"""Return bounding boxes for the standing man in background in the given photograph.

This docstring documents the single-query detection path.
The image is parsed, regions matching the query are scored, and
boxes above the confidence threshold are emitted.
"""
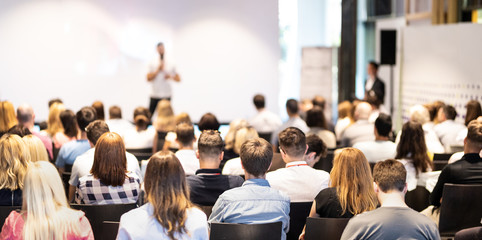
[147,42,181,115]
[365,61,385,105]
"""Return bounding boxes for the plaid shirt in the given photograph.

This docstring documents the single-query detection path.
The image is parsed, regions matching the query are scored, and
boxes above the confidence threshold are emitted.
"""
[76,172,140,205]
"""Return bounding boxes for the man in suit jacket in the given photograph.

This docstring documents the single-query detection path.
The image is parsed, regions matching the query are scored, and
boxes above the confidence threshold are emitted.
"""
[365,61,385,104]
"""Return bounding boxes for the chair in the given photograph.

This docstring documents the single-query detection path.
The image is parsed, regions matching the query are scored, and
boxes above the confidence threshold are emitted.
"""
[70,203,137,239]
[439,184,482,237]
[126,148,153,161]
[156,131,168,152]
[433,160,448,171]
[268,153,285,172]
[433,153,452,161]
[405,186,430,212]
[102,221,120,240]
[210,221,283,240]
[313,150,335,173]
[287,202,313,240]
[258,132,272,143]
[304,217,350,240]
[61,172,71,198]
[0,206,21,228]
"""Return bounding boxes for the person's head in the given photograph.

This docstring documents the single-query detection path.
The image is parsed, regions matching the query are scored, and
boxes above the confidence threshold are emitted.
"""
[354,102,372,121]
[76,107,97,132]
[338,101,354,120]
[134,106,151,122]
[253,94,265,110]
[133,107,150,130]
[197,130,224,162]
[109,106,122,119]
[374,113,392,138]
[91,132,127,186]
[46,102,65,136]
[240,138,273,178]
[144,151,191,239]
[286,99,299,117]
[16,104,35,127]
[304,134,327,167]
[59,109,78,138]
[48,98,63,108]
[312,95,326,110]
[306,106,328,129]
[22,135,49,162]
[234,127,259,155]
[465,100,481,126]
[465,119,482,153]
[409,105,430,125]
[395,121,432,174]
[7,125,32,137]
[198,113,220,131]
[224,119,248,150]
[373,159,407,195]
[367,61,379,77]
[0,101,18,133]
[175,112,192,125]
[155,100,175,132]
[176,123,195,147]
[438,105,457,122]
[85,120,110,146]
[278,127,307,161]
[156,42,165,55]
[91,101,105,120]
[426,100,445,123]
[0,134,30,190]
[330,148,378,215]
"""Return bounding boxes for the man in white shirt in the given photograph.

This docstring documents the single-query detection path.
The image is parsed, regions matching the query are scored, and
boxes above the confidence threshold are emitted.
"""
[105,106,134,138]
[249,94,282,134]
[68,120,142,202]
[267,127,330,202]
[174,123,200,175]
[271,99,309,147]
[433,105,466,152]
[340,102,375,147]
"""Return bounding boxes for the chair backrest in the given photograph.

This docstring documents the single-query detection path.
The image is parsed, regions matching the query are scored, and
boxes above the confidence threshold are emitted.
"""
[258,132,272,143]
[126,148,153,161]
[405,186,430,212]
[268,153,285,172]
[102,221,120,240]
[305,217,350,240]
[210,221,283,240]
[287,202,313,240]
[433,160,448,171]
[61,172,71,199]
[70,203,137,239]
[0,206,21,228]
[439,184,482,236]
[313,151,335,173]
[433,153,452,161]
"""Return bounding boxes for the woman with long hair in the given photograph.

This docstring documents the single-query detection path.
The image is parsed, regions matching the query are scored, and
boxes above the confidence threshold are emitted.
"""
[465,100,481,126]
[0,161,94,239]
[306,106,336,149]
[76,132,140,204]
[395,121,432,191]
[53,109,79,149]
[0,134,30,206]
[0,101,18,137]
[43,102,65,138]
[22,135,49,162]
[117,151,208,240]
[124,107,156,149]
[152,100,176,152]
[335,101,354,141]
[162,112,193,151]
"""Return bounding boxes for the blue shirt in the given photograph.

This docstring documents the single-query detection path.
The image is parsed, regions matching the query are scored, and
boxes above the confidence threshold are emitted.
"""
[55,139,90,168]
[208,179,290,240]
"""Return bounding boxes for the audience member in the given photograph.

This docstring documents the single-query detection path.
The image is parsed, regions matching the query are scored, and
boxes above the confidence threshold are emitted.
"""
[222,119,248,166]
[340,102,375,147]
[37,98,63,130]
[304,134,327,168]
[163,112,193,151]
[433,105,466,152]
[91,101,105,120]
[464,100,481,126]
[22,135,49,162]
[267,127,330,202]
[353,113,396,163]
[42,102,65,139]
[174,123,199,175]
[153,100,176,152]
[271,99,309,147]
[335,100,354,140]
[312,95,336,133]
[249,94,282,134]
[222,127,259,175]
[56,109,79,148]
[198,112,220,132]
[118,151,208,239]
[124,107,156,149]
[426,100,445,126]
[105,105,133,138]
[0,101,18,138]
[76,132,140,205]
[16,104,54,160]
[7,125,31,137]
[340,159,440,240]
[306,106,336,148]
[0,161,94,239]
[209,138,290,240]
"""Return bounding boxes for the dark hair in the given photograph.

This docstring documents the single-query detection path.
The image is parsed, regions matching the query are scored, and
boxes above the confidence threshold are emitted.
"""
[465,100,481,126]
[157,42,164,47]
[91,132,127,186]
[198,130,223,158]
[373,159,406,192]
[133,107,151,123]
[306,106,327,129]
[369,61,379,71]
[375,113,392,137]
[60,110,78,138]
[240,138,273,177]
[443,105,457,120]
[279,127,306,158]
[253,94,265,109]
[426,101,445,122]
[109,106,122,119]
[176,123,195,147]
[133,107,150,130]
[7,125,32,137]
[286,99,299,115]
[92,101,105,120]
[86,120,110,145]
[198,113,220,131]
[76,107,97,131]
[312,96,326,109]
[48,98,62,108]
[306,134,327,158]
[395,121,432,174]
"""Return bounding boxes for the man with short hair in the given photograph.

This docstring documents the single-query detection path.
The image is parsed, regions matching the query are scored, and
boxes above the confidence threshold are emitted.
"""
[16,104,53,160]
[271,99,309,147]
[187,130,244,206]
[364,61,385,104]
[209,138,290,240]
[341,159,440,240]
[105,105,133,138]
[353,113,397,163]
[304,134,327,168]
[175,123,200,175]
[433,105,466,152]
[249,94,282,134]
[267,127,329,202]
[340,101,375,147]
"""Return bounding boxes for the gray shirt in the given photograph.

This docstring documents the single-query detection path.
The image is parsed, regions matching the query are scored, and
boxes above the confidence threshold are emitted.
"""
[341,207,440,240]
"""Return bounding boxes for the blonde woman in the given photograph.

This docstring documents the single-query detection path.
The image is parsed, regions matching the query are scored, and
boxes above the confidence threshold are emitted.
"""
[0,134,30,206]
[222,127,259,175]
[22,135,49,162]
[117,151,208,240]
[0,101,18,137]
[152,100,176,152]
[0,161,94,239]
[43,102,65,138]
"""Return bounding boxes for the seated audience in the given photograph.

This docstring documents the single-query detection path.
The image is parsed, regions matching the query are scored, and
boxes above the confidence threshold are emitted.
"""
[222,119,248,166]
[425,100,445,127]
[117,151,209,240]
[7,125,31,137]
[306,106,336,148]
[340,102,375,147]
[152,100,176,152]
[335,101,354,140]
[0,134,29,206]
[340,159,440,240]
[187,130,244,206]
[91,101,105,120]
[163,112,193,151]
[0,161,94,239]
[454,100,482,147]
[22,134,49,162]
[222,127,259,175]
[123,107,156,149]
[16,104,54,160]
[312,95,336,133]
[271,99,309,147]
[267,127,330,202]
[105,105,134,138]
[43,102,66,145]
[208,138,290,240]
[304,134,328,168]
[0,101,18,138]
[433,105,466,152]
[75,132,140,204]
[249,94,282,134]
[198,112,220,132]
[353,113,396,163]
[56,109,79,148]
[174,123,199,175]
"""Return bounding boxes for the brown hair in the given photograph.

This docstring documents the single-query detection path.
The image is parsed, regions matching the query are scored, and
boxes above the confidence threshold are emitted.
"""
[279,127,306,158]
[0,101,18,133]
[373,159,407,192]
[109,106,122,119]
[465,100,481,126]
[198,113,220,131]
[85,120,110,145]
[154,100,176,132]
[330,148,378,215]
[197,130,223,158]
[240,138,273,177]
[176,123,195,146]
[91,132,127,186]
[466,119,482,150]
[144,151,191,239]
[175,112,192,125]
[59,110,78,138]
[306,106,328,129]
[395,121,432,174]
[338,101,353,122]
[92,101,105,120]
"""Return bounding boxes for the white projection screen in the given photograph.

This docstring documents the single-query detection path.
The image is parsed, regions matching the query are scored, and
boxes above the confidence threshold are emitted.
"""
[0,0,279,123]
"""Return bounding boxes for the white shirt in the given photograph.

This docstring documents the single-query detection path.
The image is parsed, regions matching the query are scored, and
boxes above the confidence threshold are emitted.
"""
[69,148,142,187]
[249,109,282,133]
[222,157,244,176]
[433,120,466,153]
[397,158,432,191]
[335,117,352,141]
[266,161,330,202]
[307,127,337,149]
[105,119,134,139]
[395,125,445,154]
[365,77,375,92]
[118,204,209,240]
[148,57,172,98]
[123,128,156,149]
[175,149,200,176]
[353,140,397,163]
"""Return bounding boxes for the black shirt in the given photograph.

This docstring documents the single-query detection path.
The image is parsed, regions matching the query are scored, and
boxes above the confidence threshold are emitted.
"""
[187,169,244,206]
[315,187,354,218]
[0,188,22,206]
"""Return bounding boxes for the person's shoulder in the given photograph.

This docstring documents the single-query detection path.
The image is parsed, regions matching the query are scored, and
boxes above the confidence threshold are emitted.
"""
[188,207,208,219]
[266,167,288,178]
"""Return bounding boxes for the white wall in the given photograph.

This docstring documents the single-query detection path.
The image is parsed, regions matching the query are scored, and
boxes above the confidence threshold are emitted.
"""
[0,0,279,123]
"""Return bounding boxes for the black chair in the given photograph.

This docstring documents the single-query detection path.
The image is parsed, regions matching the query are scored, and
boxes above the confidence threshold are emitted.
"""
[439,184,482,237]
[61,172,71,198]
[268,153,285,172]
[287,202,313,240]
[304,217,350,240]
[433,153,452,161]
[126,148,153,161]
[405,186,430,212]
[64,164,73,173]
[313,150,335,173]
[210,221,282,240]
[102,221,120,240]
[0,206,21,228]
[258,132,272,143]
[433,160,448,171]
[71,203,137,239]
